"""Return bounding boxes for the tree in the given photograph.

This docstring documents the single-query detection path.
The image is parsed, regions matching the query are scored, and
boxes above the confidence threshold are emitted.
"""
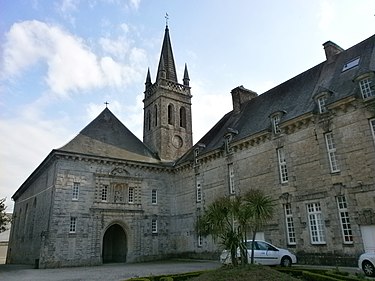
[242,189,275,264]
[197,196,242,266]
[196,190,275,266]
[0,198,10,233]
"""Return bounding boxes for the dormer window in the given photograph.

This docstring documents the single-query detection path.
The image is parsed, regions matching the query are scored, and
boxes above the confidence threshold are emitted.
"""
[224,128,238,154]
[342,57,360,72]
[194,143,206,165]
[194,148,199,165]
[313,90,331,114]
[359,77,374,99]
[224,134,232,153]
[271,115,281,134]
[317,95,328,113]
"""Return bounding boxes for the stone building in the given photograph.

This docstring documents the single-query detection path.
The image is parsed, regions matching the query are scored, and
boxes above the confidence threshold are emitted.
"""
[7,26,375,268]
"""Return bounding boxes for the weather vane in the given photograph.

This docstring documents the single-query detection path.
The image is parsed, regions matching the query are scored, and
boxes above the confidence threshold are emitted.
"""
[104,101,109,108]
[165,13,169,26]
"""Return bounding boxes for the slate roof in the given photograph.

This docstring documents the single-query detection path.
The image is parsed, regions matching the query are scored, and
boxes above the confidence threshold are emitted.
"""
[58,108,160,163]
[156,25,178,82]
[177,34,375,165]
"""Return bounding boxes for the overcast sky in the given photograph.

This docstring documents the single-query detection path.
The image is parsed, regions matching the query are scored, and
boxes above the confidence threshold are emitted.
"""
[1,0,374,211]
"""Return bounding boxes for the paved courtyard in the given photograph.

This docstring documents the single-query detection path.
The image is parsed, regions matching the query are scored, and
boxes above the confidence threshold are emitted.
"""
[0,259,221,281]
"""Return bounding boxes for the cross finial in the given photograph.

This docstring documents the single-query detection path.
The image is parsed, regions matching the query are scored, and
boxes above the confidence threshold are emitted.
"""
[104,101,109,108]
[165,13,169,27]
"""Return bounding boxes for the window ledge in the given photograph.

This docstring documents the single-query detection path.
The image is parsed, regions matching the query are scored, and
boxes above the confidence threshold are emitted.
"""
[311,242,327,246]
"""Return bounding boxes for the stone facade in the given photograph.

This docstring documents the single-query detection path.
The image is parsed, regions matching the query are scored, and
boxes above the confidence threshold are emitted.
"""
[7,27,375,268]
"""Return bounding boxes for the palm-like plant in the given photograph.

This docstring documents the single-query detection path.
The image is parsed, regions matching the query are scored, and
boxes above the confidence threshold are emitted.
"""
[243,189,275,264]
[197,190,275,266]
[197,196,242,266]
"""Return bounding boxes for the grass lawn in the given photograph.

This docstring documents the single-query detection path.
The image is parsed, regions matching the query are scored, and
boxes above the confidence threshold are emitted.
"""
[189,265,302,281]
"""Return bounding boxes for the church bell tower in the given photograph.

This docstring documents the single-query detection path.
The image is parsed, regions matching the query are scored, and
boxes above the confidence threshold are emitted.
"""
[143,24,193,161]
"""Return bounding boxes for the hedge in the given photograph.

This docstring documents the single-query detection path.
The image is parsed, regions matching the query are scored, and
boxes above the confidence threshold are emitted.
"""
[125,270,206,281]
[302,271,349,281]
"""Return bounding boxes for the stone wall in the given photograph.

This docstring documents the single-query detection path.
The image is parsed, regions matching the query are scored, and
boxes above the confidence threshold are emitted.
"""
[7,161,56,266]
[175,98,375,265]
[37,156,176,268]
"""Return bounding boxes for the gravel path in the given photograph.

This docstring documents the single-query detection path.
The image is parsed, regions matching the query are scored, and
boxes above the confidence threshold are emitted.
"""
[0,260,221,281]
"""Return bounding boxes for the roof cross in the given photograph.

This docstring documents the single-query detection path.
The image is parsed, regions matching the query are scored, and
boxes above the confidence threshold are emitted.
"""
[104,101,109,108]
[165,13,169,27]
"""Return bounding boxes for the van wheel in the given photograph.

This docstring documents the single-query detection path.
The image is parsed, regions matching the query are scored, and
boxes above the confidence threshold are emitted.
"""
[281,256,292,267]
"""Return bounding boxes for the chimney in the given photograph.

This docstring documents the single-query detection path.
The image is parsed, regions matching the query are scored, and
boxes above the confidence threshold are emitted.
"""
[323,41,344,62]
[231,85,258,114]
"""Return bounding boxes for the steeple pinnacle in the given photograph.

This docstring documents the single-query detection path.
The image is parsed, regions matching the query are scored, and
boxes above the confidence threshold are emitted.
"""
[145,68,152,89]
[156,25,178,83]
[183,63,190,87]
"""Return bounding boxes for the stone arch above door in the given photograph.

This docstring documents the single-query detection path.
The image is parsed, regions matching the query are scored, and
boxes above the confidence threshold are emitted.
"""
[102,223,127,263]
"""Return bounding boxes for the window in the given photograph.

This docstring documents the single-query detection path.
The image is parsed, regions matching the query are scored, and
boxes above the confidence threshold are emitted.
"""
[168,104,174,125]
[196,179,202,202]
[317,96,328,113]
[228,164,235,194]
[325,132,340,172]
[72,182,79,200]
[272,115,281,134]
[70,217,77,233]
[128,187,134,203]
[152,219,158,233]
[147,110,151,130]
[370,119,375,144]
[180,107,186,128]
[359,78,374,99]
[151,189,157,204]
[224,135,232,154]
[101,185,108,201]
[337,196,353,244]
[284,204,296,245]
[277,148,288,183]
[342,57,360,72]
[198,234,203,247]
[154,105,158,127]
[194,148,199,165]
[307,202,326,244]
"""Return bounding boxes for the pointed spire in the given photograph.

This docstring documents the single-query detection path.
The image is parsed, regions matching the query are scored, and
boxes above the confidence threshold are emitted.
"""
[156,25,178,83]
[183,63,190,87]
[158,54,166,80]
[145,68,152,89]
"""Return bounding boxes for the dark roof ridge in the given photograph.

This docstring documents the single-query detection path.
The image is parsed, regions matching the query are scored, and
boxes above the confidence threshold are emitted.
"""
[59,107,159,160]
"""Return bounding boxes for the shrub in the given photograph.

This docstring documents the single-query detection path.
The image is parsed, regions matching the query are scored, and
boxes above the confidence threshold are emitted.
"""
[302,271,345,281]
[166,272,204,281]
[325,271,362,281]
[159,277,173,281]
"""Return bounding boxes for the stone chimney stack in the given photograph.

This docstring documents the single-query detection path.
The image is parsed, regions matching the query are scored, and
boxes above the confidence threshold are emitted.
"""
[231,85,258,114]
[323,41,344,62]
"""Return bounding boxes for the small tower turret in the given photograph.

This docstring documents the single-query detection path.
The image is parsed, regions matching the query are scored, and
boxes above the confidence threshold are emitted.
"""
[183,63,190,87]
[145,68,152,90]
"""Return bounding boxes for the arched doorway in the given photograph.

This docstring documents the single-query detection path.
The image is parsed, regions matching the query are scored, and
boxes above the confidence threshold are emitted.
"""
[102,224,127,263]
